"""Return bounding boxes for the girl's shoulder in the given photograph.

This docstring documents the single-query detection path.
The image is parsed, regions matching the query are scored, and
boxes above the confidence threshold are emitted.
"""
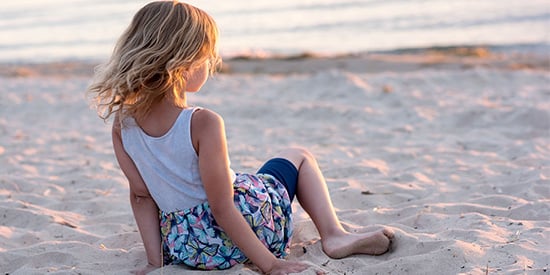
[190,107,227,153]
[191,107,225,128]
[191,107,226,138]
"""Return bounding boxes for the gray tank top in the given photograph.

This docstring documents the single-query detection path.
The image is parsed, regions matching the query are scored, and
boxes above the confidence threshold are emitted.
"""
[121,107,234,212]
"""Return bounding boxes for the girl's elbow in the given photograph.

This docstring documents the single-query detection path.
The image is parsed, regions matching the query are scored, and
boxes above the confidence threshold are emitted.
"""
[130,187,152,202]
[209,204,224,217]
[209,201,235,218]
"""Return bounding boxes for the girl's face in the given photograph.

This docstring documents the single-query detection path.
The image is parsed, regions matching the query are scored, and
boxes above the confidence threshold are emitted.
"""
[186,61,209,92]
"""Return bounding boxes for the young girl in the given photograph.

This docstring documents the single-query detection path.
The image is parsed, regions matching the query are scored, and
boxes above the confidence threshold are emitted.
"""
[88,1,394,274]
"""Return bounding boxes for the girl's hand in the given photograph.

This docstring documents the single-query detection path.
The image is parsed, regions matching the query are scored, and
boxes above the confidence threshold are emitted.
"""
[130,263,158,275]
[265,259,309,275]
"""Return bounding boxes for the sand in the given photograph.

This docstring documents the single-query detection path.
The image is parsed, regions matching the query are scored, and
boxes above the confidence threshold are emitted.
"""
[1,48,549,274]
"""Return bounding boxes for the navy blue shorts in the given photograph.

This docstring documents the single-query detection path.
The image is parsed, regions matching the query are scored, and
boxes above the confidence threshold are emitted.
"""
[257,158,298,202]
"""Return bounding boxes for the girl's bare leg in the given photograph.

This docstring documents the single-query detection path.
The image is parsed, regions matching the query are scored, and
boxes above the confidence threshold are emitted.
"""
[275,147,394,258]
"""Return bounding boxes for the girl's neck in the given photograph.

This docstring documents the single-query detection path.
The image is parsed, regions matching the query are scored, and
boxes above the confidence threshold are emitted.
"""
[137,96,187,138]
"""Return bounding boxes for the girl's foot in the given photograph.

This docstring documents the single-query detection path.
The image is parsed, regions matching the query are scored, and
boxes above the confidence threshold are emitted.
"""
[322,228,394,259]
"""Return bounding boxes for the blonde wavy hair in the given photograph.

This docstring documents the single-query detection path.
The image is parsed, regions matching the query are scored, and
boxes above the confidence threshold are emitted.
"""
[88,1,220,122]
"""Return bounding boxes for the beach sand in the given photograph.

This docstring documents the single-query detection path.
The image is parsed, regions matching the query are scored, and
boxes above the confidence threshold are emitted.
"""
[1,48,549,274]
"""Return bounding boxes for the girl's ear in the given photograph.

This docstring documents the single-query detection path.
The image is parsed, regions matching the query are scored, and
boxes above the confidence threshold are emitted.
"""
[181,68,192,82]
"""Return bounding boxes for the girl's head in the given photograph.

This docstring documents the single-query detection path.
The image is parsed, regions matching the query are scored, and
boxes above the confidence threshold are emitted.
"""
[88,1,220,121]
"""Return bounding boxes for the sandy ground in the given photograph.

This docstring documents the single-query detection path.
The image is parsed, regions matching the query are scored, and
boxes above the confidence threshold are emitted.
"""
[0,48,549,274]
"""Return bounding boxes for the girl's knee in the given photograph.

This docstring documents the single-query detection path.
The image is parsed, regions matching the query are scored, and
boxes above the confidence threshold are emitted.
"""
[299,147,316,162]
[278,147,315,168]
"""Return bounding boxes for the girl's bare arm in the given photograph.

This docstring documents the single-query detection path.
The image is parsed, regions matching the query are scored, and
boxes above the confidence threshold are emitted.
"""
[112,120,162,268]
[193,109,308,274]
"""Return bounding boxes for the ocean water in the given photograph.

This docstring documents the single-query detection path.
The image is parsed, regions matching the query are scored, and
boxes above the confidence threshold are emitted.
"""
[0,0,548,63]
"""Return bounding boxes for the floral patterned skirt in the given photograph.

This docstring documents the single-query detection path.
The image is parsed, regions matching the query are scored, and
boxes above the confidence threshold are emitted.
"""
[159,173,293,270]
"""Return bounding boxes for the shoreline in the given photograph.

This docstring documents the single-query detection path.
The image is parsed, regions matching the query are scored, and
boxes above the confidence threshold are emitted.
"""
[1,45,548,78]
